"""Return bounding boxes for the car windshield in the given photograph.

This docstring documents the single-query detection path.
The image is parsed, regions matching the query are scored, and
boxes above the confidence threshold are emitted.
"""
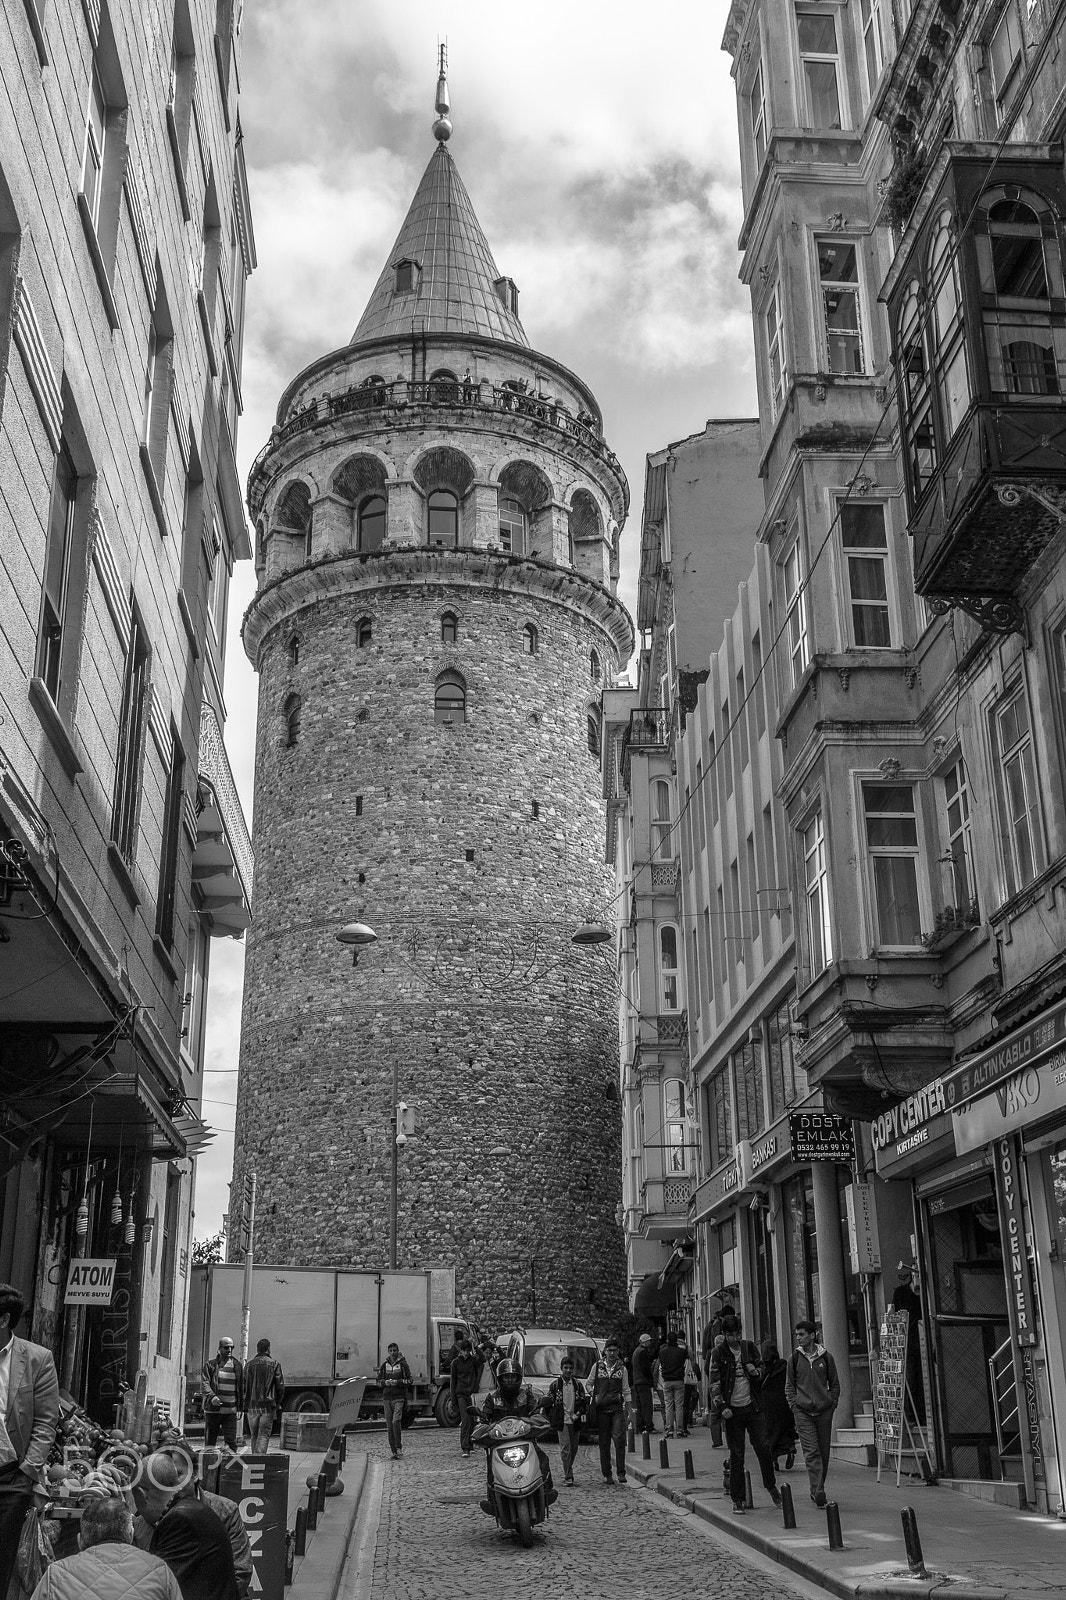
[523,1344,597,1379]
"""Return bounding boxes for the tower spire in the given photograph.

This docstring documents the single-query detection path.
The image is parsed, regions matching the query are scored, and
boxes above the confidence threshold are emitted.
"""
[432,43,452,143]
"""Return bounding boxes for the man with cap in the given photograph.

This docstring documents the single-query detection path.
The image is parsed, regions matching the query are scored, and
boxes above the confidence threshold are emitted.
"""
[201,1336,244,1452]
[243,1338,285,1453]
[785,1318,840,1507]
[630,1332,657,1435]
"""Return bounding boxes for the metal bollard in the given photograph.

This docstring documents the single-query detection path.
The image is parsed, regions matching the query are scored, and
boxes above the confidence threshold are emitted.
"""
[284,1529,295,1585]
[659,1437,670,1469]
[683,1449,695,1481]
[744,1469,753,1510]
[826,1501,843,1550]
[627,1424,635,1453]
[901,1507,929,1578]
[339,1432,347,1463]
[306,1486,318,1533]
[642,1432,651,1460]
[317,1472,327,1512]
[294,1507,307,1557]
[780,1482,796,1528]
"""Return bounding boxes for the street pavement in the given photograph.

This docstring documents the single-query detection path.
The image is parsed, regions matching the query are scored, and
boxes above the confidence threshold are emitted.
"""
[335,1425,825,1600]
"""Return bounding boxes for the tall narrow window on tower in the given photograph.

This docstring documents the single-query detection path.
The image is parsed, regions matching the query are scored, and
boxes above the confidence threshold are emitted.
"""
[435,672,466,724]
[499,496,525,553]
[587,710,601,758]
[441,611,458,644]
[428,489,458,548]
[523,623,538,654]
[356,617,372,647]
[358,494,386,551]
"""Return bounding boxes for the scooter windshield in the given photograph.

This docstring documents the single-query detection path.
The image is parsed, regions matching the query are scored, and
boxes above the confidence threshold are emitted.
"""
[487,1416,535,1443]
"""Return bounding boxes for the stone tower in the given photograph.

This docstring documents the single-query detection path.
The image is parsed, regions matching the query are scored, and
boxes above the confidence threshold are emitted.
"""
[232,67,633,1329]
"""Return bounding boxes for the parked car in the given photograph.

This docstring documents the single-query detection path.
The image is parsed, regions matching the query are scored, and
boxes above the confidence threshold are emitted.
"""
[503,1327,599,1397]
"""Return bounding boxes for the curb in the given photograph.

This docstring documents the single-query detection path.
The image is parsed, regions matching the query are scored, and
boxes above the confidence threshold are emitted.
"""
[628,1463,1006,1600]
[289,1452,369,1600]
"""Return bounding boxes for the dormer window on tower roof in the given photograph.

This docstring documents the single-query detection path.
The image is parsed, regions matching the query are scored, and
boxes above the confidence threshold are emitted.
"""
[494,276,519,315]
[395,259,421,295]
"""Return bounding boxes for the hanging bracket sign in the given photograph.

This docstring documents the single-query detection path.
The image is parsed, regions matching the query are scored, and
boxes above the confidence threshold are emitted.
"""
[789,1111,854,1163]
[65,1259,117,1305]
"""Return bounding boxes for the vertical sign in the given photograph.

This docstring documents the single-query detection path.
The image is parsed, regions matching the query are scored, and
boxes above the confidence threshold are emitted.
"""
[845,1182,881,1273]
[220,1453,289,1600]
[992,1135,1038,1346]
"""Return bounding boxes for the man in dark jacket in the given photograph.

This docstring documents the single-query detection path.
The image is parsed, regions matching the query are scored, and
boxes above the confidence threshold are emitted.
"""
[201,1337,244,1452]
[478,1358,556,1512]
[630,1333,656,1434]
[449,1334,482,1456]
[139,1453,239,1600]
[541,1356,589,1486]
[709,1314,781,1514]
[243,1338,285,1453]
[656,1331,687,1437]
[132,1441,253,1600]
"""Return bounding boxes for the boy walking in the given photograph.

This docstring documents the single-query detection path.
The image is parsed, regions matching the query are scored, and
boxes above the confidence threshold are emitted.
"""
[542,1357,588,1485]
[785,1318,840,1507]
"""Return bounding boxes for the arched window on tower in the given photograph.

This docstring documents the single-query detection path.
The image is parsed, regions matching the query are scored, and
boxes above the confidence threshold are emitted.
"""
[435,671,466,724]
[587,709,601,758]
[356,617,372,647]
[441,611,458,645]
[288,636,299,668]
[428,490,459,549]
[499,496,526,555]
[523,623,538,655]
[358,495,386,552]
[283,693,301,747]
[428,368,459,404]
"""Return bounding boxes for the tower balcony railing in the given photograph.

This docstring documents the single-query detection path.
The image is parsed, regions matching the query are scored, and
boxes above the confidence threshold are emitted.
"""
[250,377,622,489]
[619,706,670,791]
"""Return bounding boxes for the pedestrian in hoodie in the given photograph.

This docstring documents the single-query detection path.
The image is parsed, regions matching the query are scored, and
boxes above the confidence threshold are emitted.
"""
[784,1318,840,1506]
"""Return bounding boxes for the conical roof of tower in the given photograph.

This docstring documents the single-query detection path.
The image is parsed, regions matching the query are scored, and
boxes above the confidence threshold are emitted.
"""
[351,144,529,348]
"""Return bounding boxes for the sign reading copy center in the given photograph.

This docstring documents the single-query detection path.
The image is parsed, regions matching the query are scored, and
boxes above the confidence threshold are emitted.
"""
[992,1134,1038,1347]
[789,1111,854,1163]
[872,1078,954,1179]
[219,1453,289,1600]
[65,1259,117,1305]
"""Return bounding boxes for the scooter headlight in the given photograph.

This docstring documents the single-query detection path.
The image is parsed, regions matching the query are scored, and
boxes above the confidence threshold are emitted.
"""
[499,1444,530,1468]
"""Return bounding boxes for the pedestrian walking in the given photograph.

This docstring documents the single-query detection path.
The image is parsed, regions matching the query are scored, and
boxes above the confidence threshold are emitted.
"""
[587,1337,631,1484]
[449,1333,481,1456]
[656,1331,687,1437]
[785,1318,841,1508]
[630,1332,656,1434]
[542,1356,589,1486]
[243,1338,285,1453]
[30,1497,181,1600]
[709,1314,780,1514]
[200,1336,244,1452]
[138,1453,239,1600]
[682,1345,701,1434]
[378,1341,412,1459]
[0,1281,60,1600]
[759,1341,797,1471]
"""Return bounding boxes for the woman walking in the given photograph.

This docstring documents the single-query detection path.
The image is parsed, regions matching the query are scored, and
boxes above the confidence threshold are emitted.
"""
[378,1341,412,1459]
[759,1341,797,1471]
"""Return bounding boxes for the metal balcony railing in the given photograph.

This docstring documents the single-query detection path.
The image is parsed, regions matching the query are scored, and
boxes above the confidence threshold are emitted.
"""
[620,706,670,791]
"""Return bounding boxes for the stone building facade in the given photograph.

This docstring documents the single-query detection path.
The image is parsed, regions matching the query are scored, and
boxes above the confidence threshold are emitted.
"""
[232,97,633,1329]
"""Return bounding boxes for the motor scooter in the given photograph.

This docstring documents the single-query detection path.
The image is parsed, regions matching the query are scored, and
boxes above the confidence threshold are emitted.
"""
[471,1413,553,1546]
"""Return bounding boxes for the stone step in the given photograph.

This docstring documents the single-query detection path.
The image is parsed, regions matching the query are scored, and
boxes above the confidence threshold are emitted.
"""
[941,1477,1026,1509]
[834,1424,874,1446]
[831,1439,878,1467]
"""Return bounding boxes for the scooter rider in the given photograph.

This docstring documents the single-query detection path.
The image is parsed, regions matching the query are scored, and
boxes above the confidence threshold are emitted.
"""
[478,1358,558,1513]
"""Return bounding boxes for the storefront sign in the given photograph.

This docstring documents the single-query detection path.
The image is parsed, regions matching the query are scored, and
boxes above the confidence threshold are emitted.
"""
[845,1182,881,1273]
[219,1453,289,1600]
[1021,1344,1044,1484]
[953,1044,1066,1154]
[872,1080,947,1151]
[992,1135,1038,1346]
[65,1259,117,1305]
[789,1111,853,1163]
[943,1001,1066,1113]
[691,1158,740,1220]
[751,1132,777,1173]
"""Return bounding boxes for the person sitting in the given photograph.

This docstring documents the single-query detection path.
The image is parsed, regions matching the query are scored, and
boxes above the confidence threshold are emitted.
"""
[136,1453,239,1600]
[31,1497,180,1600]
[478,1358,556,1513]
[132,1441,253,1600]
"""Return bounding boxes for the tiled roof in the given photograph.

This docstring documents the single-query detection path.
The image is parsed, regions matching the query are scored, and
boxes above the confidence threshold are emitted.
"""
[351,144,529,348]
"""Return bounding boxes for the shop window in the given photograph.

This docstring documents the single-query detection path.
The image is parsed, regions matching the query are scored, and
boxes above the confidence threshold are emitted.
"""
[991,680,1043,896]
[358,495,386,552]
[428,489,458,548]
[796,7,843,129]
[652,778,673,860]
[862,782,923,947]
[718,1214,739,1299]
[817,238,865,374]
[801,808,832,977]
[663,1079,690,1174]
[837,1169,870,1353]
[840,502,892,647]
[435,671,466,724]
[783,1171,819,1324]
[658,924,681,1012]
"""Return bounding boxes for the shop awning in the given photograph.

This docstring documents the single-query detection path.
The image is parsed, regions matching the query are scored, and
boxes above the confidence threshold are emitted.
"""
[194,707,253,938]
[633,1275,677,1314]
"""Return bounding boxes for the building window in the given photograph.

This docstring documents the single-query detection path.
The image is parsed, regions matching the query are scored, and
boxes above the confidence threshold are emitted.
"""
[142,282,174,494]
[734,1035,766,1139]
[435,672,466,724]
[155,728,185,949]
[658,924,681,1011]
[167,0,196,187]
[863,782,923,947]
[708,1067,733,1170]
[112,608,150,864]
[988,2,1023,116]
[395,259,418,294]
[358,495,386,552]
[37,438,80,706]
[749,61,767,165]
[992,681,1043,895]
[928,213,971,440]
[817,239,864,374]
[283,692,300,747]
[765,276,787,415]
[942,757,978,918]
[796,7,842,129]
[784,1172,819,1323]
[977,196,1064,398]
[155,1168,182,1356]
[499,496,525,554]
[356,617,372,647]
[859,0,886,96]
[590,648,601,683]
[664,1079,690,1174]
[441,611,458,645]
[428,489,458,548]
[768,1001,806,1119]
[897,282,938,499]
[801,809,832,976]
[288,636,299,667]
[206,511,229,654]
[782,537,810,688]
[522,622,538,654]
[652,778,673,860]
[587,711,601,758]
[840,502,892,647]
[717,1215,739,1297]
[82,63,107,228]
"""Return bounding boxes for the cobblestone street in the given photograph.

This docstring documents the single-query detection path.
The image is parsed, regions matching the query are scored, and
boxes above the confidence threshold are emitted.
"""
[344,1428,818,1600]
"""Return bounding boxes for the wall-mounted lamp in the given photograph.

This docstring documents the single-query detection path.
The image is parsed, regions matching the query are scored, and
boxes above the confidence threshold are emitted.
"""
[336,921,377,966]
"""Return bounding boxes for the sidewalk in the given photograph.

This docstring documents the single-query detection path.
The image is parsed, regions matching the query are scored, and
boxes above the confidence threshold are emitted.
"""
[279,1442,369,1600]
[626,1422,1066,1600]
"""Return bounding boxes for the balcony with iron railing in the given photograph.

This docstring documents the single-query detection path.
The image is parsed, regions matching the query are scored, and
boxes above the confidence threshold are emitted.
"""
[619,705,670,791]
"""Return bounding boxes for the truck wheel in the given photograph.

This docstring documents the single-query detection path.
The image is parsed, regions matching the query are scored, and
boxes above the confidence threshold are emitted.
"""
[516,1499,533,1547]
[433,1389,459,1428]
[284,1391,326,1415]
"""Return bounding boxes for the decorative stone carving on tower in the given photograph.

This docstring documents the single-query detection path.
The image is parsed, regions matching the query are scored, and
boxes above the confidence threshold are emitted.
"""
[232,62,633,1328]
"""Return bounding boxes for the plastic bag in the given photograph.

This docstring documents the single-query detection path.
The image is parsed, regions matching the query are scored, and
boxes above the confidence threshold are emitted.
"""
[16,1505,54,1591]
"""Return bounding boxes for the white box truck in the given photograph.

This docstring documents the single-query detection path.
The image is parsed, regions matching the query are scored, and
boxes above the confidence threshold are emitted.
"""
[185,1264,474,1426]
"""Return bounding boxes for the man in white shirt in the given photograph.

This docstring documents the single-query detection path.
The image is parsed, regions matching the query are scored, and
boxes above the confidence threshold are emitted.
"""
[0,1282,60,1598]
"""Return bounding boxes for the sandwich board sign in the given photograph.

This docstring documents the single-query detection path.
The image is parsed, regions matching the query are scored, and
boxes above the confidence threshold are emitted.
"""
[66,1259,117,1305]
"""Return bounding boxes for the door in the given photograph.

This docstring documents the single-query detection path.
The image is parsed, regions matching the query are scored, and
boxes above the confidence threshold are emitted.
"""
[922,1175,1009,1479]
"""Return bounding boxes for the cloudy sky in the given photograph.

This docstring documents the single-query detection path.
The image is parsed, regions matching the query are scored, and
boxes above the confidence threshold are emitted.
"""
[194,0,758,1242]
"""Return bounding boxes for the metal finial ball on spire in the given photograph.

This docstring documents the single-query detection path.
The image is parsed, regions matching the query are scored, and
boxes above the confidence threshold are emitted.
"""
[434,42,451,141]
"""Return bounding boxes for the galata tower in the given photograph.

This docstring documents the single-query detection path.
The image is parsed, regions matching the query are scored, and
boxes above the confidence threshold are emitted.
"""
[232,60,633,1330]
